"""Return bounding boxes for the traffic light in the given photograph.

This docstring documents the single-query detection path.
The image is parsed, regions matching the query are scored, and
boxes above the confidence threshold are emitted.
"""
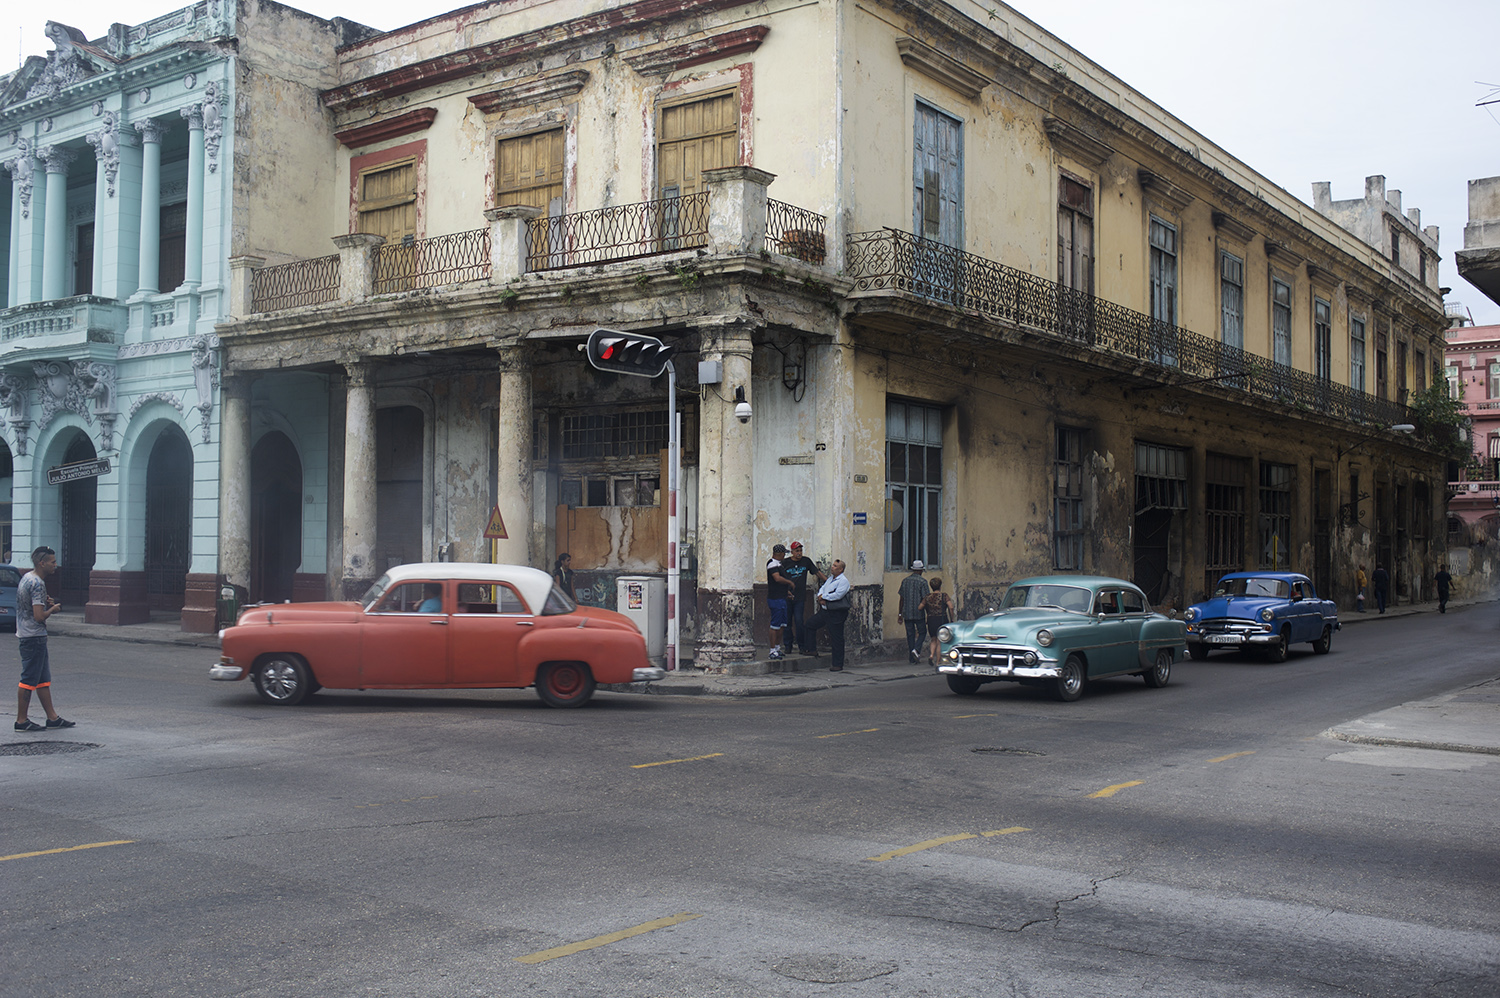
[584,328,675,378]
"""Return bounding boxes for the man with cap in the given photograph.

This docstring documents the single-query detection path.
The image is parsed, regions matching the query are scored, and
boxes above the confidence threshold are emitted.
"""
[766,544,793,660]
[781,541,826,656]
[896,559,929,664]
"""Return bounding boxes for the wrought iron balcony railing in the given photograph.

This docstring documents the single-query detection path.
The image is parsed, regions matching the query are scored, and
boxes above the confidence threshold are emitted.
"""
[846,228,1409,426]
[526,192,710,271]
[251,254,341,313]
[373,227,491,295]
[766,198,827,263]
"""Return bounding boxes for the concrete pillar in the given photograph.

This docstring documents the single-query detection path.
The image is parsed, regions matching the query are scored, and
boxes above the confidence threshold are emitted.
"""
[180,105,205,287]
[219,373,252,591]
[495,346,533,566]
[693,317,759,667]
[485,205,542,282]
[332,232,384,302]
[99,123,141,300]
[88,140,107,295]
[227,255,265,318]
[135,119,164,295]
[703,166,774,257]
[39,145,75,301]
[342,362,378,598]
[12,144,42,305]
[3,155,26,307]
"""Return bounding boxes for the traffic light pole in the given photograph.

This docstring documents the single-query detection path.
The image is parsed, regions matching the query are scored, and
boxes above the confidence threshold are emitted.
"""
[666,361,680,671]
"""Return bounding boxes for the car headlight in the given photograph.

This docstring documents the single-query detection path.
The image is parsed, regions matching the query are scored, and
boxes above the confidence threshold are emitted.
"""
[1036,629,1054,647]
[1259,608,1274,622]
[1185,607,1199,621]
[937,625,953,643]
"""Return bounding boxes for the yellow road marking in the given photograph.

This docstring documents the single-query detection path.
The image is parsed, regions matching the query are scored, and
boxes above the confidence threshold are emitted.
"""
[1208,750,1256,763]
[1087,781,1144,798]
[866,833,977,862]
[631,753,724,769]
[515,912,703,964]
[981,826,1030,837]
[1,840,134,862]
[954,713,997,719]
[816,727,880,739]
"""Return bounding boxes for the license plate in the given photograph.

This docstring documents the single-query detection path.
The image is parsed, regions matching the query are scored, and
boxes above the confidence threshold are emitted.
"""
[971,663,1004,676]
[1206,634,1241,645]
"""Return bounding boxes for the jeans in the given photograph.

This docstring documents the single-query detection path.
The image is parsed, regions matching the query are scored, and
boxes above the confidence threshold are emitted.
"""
[1375,588,1388,613]
[903,617,928,659]
[805,607,849,669]
[788,594,811,652]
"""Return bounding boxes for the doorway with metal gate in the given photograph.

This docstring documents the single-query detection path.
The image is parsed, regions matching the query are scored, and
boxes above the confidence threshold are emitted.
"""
[145,427,193,611]
[57,434,98,606]
[250,431,302,603]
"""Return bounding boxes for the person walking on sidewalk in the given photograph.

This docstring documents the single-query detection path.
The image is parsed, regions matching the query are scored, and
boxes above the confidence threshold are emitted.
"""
[895,560,928,664]
[781,541,825,656]
[1372,564,1390,614]
[14,546,74,732]
[1355,564,1368,612]
[765,544,793,660]
[804,560,851,671]
[1435,563,1453,614]
[917,577,954,668]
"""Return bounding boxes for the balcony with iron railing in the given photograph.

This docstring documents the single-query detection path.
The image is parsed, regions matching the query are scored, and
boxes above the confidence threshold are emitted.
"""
[844,227,1411,428]
[236,169,827,316]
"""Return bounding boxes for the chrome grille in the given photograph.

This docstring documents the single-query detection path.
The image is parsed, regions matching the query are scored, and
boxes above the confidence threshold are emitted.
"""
[1197,619,1261,634]
[955,645,1032,667]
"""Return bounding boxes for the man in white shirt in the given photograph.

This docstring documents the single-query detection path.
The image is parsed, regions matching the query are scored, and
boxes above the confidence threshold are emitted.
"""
[804,559,852,672]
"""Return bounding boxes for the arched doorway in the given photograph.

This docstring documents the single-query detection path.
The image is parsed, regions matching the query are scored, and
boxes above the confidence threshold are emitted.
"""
[251,431,302,603]
[58,435,98,605]
[145,428,193,611]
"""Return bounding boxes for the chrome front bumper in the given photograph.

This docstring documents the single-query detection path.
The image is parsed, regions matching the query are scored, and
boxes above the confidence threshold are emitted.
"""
[209,662,245,681]
[938,647,1059,680]
[632,667,667,682]
[1187,631,1277,647]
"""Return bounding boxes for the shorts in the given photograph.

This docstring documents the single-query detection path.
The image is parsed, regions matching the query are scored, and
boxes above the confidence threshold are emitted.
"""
[768,598,789,629]
[19,636,50,689]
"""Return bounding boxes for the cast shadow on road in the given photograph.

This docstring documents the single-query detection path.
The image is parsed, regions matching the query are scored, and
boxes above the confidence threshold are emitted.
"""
[206,689,667,715]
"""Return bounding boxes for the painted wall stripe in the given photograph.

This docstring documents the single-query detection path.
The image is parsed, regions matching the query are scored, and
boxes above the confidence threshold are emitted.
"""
[1,840,135,862]
[1087,780,1144,798]
[631,753,723,769]
[515,912,703,964]
[1208,750,1256,763]
[866,833,977,862]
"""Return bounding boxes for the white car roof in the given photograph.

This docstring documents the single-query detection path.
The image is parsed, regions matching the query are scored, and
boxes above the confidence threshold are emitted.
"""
[379,562,558,614]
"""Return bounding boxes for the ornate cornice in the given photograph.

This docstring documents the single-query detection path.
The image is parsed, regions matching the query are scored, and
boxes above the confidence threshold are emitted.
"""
[895,37,990,99]
[467,73,589,115]
[1211,211,1256,244]
[1042,116,1112,167]
[335,107,438,148]
[622,26,769,77]
[1265,242,1306,271]
[1138,169,1195,211]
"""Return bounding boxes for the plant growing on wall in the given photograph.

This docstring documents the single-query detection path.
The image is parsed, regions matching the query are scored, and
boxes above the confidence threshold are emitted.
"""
[1407,383,1474,463]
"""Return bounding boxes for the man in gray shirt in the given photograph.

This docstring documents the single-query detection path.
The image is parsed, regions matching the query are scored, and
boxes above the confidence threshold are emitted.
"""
[15,545,73,732]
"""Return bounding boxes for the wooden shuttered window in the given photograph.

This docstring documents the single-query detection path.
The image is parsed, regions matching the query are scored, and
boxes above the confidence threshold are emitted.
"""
[497,129,565,215]
[356,158,418,243]
[658,92,738,198]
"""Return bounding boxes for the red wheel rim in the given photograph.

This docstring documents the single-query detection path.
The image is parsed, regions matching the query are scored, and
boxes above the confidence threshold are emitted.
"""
[547,665,584,698]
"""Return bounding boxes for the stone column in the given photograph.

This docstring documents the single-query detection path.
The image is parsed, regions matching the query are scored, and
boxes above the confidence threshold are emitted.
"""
[3,154,27,307]
[227,255,265,318]
[703,166,775,257]
[135,119,164,295]
[341,362,379,598]
[485,205,542,282]
[11,142,42,305]
[39,145,75,301]
[495,346,534,566]
[87,134,108,295]
[180,104,205,287]
[219,373,253,592]
[694,317,759,668]
[332,232,385,302]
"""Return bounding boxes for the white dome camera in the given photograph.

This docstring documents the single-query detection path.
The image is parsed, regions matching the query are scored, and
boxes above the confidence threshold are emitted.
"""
[733,387,751,424]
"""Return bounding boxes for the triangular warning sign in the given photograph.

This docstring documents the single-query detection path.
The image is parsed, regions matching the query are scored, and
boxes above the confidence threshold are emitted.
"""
[483,506,508,540]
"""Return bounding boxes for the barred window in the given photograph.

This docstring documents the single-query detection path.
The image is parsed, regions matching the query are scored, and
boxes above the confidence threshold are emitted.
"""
[559,409,668,460]
[1135,441,1187,512]
[1054,427,1086,570]
[887,400,943,570]
[1259,462,1293,569]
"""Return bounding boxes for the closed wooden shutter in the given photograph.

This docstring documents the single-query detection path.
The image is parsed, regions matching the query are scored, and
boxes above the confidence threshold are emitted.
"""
[658,92,738,197]
[497,129,565,212]
[357,159,417,242]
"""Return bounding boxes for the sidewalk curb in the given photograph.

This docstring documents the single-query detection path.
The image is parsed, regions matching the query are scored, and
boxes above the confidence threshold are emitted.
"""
[1323,730,1500,756]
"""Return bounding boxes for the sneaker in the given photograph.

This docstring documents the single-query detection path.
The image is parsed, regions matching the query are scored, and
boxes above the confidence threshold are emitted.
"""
[909,650,919,663]
[14,720,44,732]
[45,716,76,729]
[768,647,782,660]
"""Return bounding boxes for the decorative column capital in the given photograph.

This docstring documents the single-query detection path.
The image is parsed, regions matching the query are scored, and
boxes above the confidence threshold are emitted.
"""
[85,110,123,197]
[343,361,375,388]
[38,144,76,174]
[180,104,204,130]
[135,117,165,144]
[495,342,534,374]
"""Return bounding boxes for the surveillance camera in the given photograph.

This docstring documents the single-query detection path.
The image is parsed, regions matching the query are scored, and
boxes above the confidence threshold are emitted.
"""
[734,400,752,423]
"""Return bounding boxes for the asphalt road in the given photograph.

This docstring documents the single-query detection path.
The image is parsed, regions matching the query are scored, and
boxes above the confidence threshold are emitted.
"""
[3,604,1497,998]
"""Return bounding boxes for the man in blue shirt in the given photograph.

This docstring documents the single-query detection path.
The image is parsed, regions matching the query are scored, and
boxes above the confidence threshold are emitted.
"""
[803,559,852,671]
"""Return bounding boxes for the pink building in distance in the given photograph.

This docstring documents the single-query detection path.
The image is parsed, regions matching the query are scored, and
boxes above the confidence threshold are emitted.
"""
[1445,320,1500,531]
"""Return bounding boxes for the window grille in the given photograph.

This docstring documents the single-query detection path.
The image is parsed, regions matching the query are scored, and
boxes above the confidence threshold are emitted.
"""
[1259,462,1293,569]
[887,400,943,570]
[1054,427,1086,569]
[1134,442,1187,512]
[1204,453,1248,595]
[559,409,668,460]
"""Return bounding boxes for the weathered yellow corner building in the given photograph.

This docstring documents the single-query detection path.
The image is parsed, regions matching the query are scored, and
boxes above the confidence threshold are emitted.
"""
[214,0,1446,667]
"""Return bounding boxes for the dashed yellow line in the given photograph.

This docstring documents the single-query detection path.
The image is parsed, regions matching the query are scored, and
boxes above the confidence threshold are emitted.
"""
[982,826,1030,837]
[867,833,977,862]
[1208,750,1256,763]
[954,713,997,719]
[515,912,703,964]
[1087,780,1144,798]
[1,840,134,862]
[816,728,880,739]
[631,753,723,769]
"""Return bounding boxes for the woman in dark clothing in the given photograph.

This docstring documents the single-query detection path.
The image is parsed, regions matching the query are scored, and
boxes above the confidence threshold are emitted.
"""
[917,577,955,668]
[552,553,576,601]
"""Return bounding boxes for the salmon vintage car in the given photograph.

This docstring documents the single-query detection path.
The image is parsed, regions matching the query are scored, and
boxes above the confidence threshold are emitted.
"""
[209,563,666,708]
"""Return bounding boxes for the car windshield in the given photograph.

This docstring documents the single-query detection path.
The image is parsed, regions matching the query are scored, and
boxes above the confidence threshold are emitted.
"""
[360,574,393,611]
[1002,584,1093,613]
[0,566,20,587]
[1216,577,1290,598]
[541,584,577,615]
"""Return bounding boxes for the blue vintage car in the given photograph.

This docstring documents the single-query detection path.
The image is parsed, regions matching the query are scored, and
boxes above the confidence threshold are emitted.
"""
[1185,571,1339,662]
[935,575,1186,702]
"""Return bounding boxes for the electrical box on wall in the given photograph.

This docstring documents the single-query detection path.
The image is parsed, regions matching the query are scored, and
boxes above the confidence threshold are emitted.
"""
[698,359,723,385]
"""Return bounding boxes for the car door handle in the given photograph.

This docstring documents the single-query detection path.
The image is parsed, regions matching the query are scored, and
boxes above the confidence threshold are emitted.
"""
[515,620,535,626]
[430,619,448,626]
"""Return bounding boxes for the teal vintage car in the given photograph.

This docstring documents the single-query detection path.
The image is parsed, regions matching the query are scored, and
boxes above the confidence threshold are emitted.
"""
[936,575,1186,702]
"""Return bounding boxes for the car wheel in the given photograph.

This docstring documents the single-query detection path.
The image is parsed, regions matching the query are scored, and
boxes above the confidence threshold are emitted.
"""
[1187,644,1209,661]
[1312,625,1332,655]
[947,675,983,695]
[253,655,313,706]
[535,661,596,708]
[1144,649,1172,688]
[1049,654,1086,702]
[1265,627,1291,663]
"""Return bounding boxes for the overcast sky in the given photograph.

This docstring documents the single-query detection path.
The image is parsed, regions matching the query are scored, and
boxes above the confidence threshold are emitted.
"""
[6,0,1498,323]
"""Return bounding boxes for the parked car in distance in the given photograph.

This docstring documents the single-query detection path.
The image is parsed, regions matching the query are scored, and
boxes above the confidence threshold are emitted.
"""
[0,564,19,631]
[210,563,666,708]
[1184,571,1339,662]
[935,575,1186,702]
